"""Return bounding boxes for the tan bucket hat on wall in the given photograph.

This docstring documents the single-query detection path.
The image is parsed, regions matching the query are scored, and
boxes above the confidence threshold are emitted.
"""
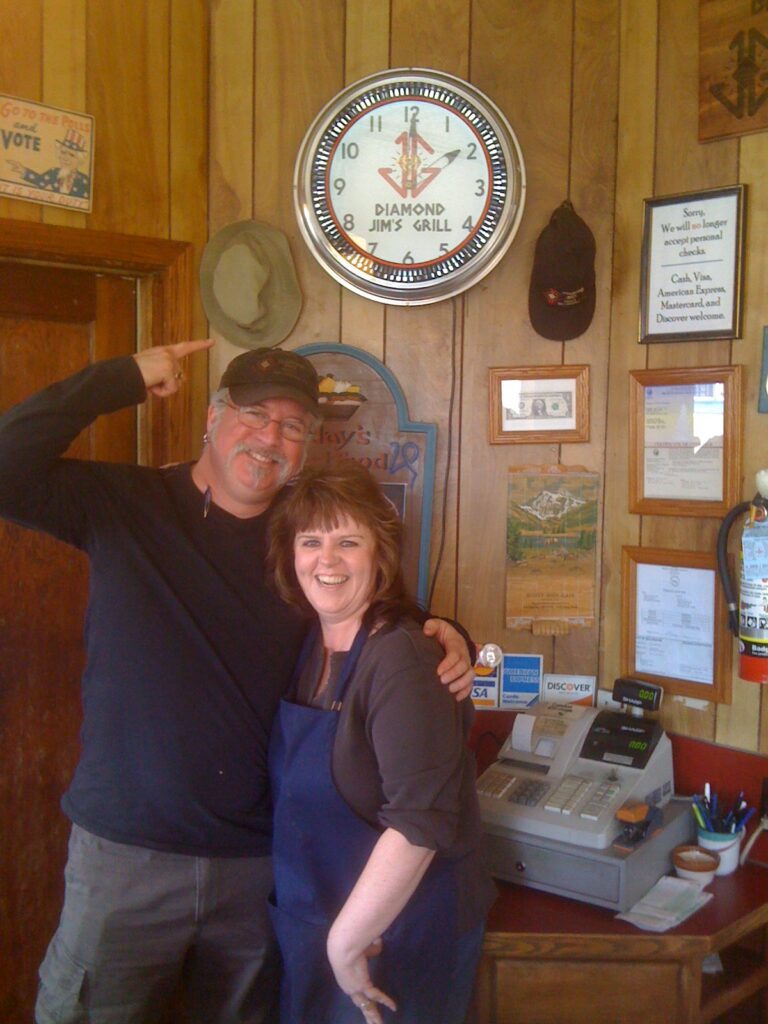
[199,220,303,349]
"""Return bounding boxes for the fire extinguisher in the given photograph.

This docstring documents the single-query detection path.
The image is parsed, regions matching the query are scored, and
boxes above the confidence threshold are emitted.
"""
[717,472,768,683]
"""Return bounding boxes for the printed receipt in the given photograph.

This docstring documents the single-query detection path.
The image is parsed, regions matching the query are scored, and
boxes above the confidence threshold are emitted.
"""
[511,703,586,758]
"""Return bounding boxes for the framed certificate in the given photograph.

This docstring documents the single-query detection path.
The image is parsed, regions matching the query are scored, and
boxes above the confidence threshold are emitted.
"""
[621,546,731,704]
[639,185,745,343]
[628,365,742,517]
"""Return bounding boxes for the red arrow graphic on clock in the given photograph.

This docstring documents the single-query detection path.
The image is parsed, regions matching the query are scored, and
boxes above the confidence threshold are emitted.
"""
[378,114,460,198]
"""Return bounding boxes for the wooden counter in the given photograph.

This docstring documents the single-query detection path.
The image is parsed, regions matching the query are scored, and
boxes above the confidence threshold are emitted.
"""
[472,863,768,1023]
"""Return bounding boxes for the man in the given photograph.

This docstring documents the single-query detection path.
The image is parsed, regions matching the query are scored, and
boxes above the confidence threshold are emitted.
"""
[0,341,473,1024]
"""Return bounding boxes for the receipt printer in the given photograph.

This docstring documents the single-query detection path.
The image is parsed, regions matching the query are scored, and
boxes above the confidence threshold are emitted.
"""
[477,703,693,911]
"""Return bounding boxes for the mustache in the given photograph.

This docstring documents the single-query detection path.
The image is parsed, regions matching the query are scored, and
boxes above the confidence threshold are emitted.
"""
[228,441,289,469]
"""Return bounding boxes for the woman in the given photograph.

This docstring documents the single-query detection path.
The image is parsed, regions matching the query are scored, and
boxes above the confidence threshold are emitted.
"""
[267,461,495,1024]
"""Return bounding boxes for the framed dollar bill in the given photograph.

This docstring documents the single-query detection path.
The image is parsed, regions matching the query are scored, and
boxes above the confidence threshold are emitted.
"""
[489,365,589,444]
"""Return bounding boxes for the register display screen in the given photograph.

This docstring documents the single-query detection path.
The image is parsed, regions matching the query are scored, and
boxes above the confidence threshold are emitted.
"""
[578,711,662,769]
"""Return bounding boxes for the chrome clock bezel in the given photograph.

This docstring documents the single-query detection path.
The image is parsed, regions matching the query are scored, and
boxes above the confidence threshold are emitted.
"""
[293,68,526,306]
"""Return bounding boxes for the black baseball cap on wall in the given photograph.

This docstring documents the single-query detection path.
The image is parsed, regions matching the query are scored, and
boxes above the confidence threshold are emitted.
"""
[528,200,596,341]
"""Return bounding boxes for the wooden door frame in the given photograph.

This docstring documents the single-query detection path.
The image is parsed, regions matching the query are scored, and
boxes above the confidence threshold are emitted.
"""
[0,217,197,466]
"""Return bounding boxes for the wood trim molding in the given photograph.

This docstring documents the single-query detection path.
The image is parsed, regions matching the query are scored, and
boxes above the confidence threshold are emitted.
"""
[0,217,195,466]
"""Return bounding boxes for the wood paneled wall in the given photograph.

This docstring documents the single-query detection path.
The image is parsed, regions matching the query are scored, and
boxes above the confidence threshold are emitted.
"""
[0,0,210,429]
[2,0,767,756]
[604,0,768,753]
[208,0,619,687]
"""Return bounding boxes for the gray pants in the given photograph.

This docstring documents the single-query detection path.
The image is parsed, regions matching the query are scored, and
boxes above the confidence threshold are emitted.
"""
[35,825,279,1024]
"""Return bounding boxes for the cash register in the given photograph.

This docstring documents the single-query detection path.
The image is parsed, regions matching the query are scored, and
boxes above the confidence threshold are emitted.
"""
[477,700,693,911]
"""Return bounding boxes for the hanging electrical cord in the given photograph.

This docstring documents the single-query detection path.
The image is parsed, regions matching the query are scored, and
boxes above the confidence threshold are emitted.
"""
[427,296,459,609]
[740,779,768,866]
[740,814,768,866]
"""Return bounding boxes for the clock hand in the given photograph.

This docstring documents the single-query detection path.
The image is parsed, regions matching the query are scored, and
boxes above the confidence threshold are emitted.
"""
[423,149,461,171]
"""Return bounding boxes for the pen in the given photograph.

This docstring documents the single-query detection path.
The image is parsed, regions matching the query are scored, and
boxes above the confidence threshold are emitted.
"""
[690,801,707,830]
[693,794,714,831]
[730,790,745,818]
[737,806,757,831]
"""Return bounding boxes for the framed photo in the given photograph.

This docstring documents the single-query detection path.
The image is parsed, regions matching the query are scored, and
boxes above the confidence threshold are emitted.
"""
[621,546,731,704]
[628,365,741,517]
[489,365,589,444]
[639,184,745,343]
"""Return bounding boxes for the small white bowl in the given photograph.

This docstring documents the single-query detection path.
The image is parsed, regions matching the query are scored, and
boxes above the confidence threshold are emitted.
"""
[672,844,720,887]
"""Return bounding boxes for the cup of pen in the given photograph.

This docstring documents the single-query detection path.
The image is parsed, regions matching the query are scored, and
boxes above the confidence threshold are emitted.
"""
[696,828,744,876]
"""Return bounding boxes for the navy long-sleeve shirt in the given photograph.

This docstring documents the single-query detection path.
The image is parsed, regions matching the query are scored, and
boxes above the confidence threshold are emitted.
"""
[0,357,305,855]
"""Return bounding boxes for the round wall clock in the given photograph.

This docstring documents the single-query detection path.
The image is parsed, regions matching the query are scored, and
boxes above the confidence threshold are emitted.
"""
[294,68,526,305]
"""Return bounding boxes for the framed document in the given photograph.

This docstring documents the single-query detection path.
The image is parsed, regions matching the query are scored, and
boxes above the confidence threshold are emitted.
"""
[621,547,731,704]
[489,365,589,444]
[639,185,745,343]
[629,365,742,517]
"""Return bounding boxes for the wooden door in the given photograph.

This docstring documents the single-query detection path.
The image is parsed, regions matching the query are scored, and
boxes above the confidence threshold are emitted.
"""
[0,263,137,1022]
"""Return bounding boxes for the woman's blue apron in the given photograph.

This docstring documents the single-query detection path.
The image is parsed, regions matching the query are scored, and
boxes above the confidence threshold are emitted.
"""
[268,625,471,1023]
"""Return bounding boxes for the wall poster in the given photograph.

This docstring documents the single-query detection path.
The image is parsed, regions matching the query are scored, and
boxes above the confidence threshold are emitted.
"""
[296,343,436,607]
[505,466,599,631]
[0,94,94,211]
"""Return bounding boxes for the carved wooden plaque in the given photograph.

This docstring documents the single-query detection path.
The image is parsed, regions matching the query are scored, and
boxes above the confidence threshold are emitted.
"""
[699,0,768,142]
[296,343,436,607]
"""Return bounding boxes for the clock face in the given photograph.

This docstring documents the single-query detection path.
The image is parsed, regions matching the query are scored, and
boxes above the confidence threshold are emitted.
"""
[294,69,526,305]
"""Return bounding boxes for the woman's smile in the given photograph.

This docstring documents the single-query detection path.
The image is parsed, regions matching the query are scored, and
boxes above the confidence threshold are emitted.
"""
[294,515,377,633]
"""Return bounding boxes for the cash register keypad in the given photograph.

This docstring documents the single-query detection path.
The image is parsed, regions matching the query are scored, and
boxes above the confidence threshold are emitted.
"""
[578,780,621,820]
[543,775,592,815]
[476,768,516,799]
[506,778,549,807]
[479,769,622,821]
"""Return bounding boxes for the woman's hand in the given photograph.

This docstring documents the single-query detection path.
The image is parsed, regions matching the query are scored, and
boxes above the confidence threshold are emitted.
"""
[327,937,396,1024]
[327,829,434,1020]
[422,618,475,698]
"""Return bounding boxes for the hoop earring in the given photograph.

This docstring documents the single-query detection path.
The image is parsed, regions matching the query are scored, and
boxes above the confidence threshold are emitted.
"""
[203,432,210,445]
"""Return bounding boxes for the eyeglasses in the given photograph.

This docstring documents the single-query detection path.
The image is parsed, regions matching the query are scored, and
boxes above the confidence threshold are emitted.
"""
[223,401,312,442]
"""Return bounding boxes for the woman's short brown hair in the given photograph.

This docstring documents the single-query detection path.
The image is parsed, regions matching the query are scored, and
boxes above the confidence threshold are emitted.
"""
[268,460,418,628]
